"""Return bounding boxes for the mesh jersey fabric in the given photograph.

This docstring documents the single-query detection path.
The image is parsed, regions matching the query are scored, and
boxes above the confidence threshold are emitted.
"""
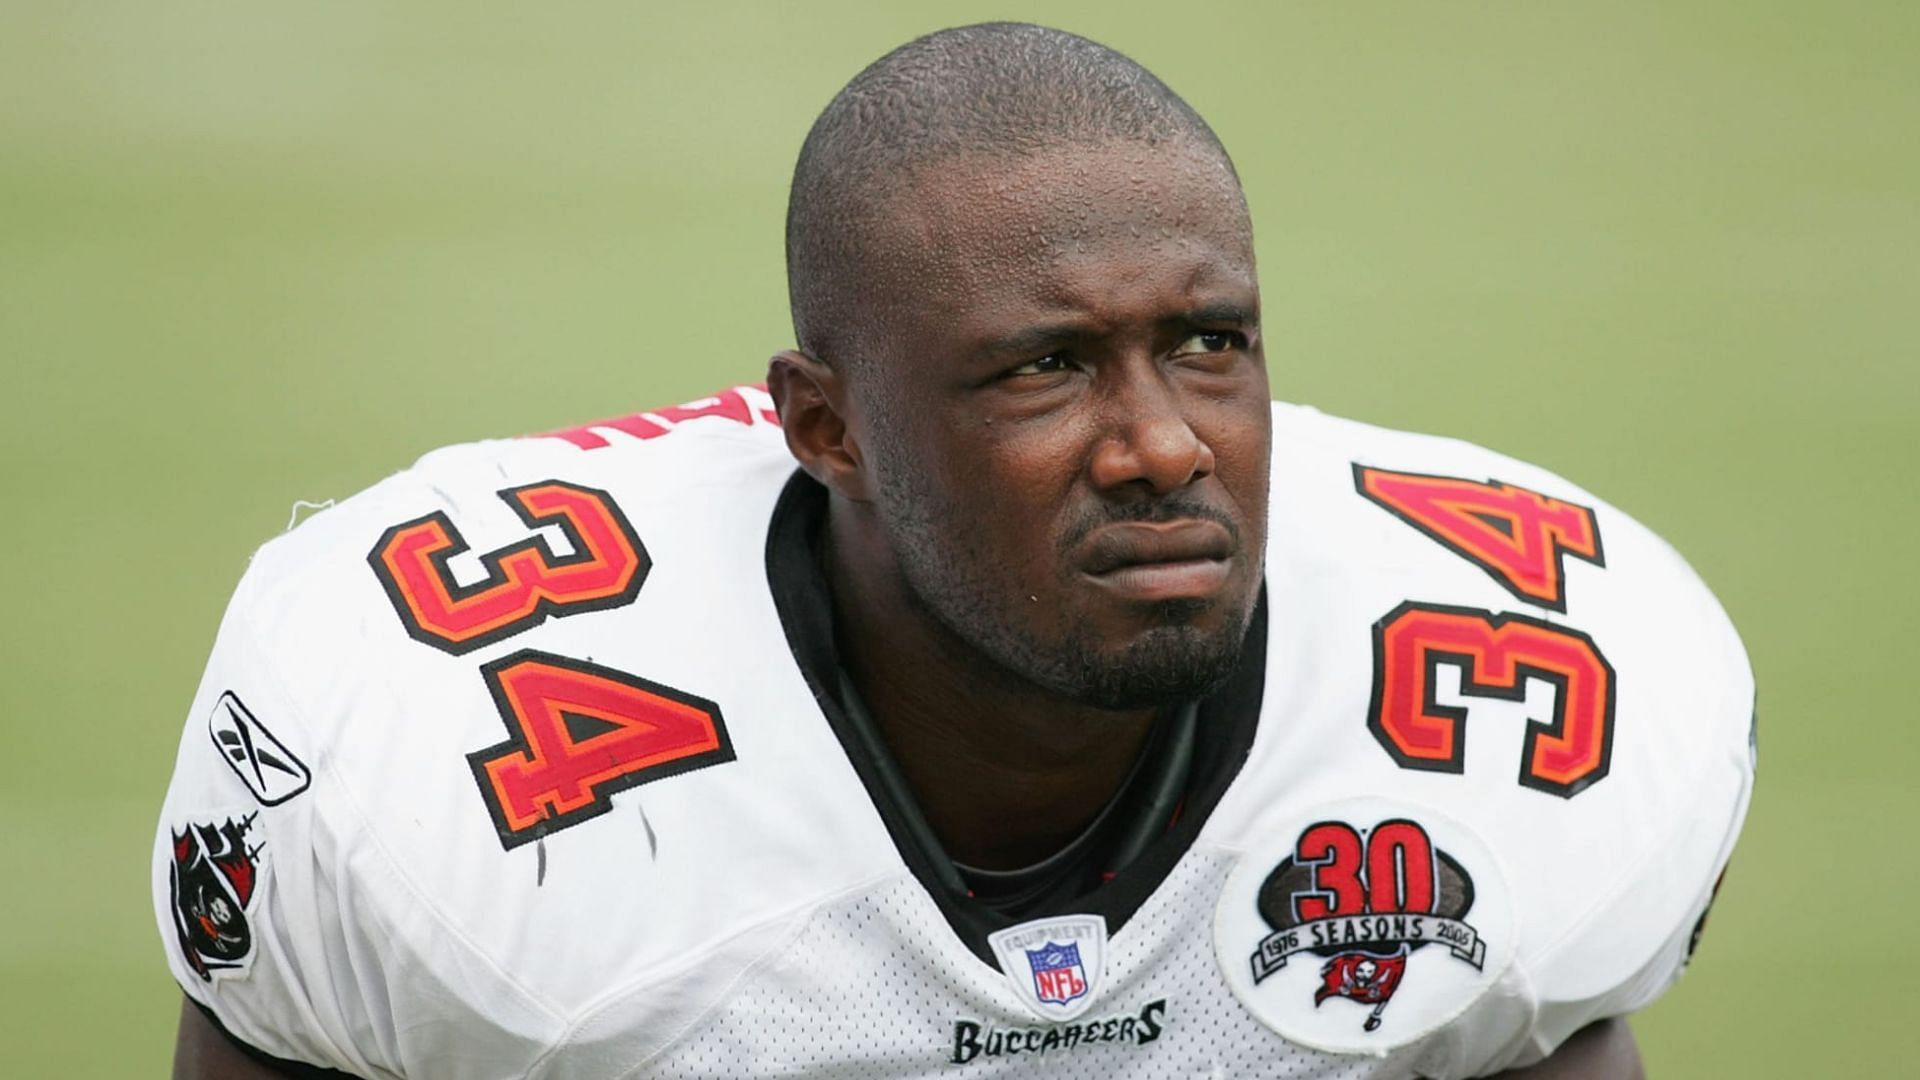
[629,855,1382,1079]
[152,390,1755,1078]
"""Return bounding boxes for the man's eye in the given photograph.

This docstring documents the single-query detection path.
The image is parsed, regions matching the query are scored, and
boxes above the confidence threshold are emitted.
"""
[1172,331,1243,357]
[1007,354,1071,377]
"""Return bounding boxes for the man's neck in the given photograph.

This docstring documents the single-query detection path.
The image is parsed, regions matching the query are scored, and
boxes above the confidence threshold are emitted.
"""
[825,504,1156,872]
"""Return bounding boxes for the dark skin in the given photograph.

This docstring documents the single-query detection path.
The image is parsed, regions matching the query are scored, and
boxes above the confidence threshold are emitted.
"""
[777,141,1271,867]
[173,138,1645,1077]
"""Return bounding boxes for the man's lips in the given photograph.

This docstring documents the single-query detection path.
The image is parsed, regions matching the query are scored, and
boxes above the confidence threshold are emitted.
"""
[1081,519,1236,573]
[1079,520,1236,601]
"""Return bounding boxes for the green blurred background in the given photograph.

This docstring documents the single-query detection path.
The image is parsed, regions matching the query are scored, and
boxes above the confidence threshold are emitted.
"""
[3,2,1913,1074]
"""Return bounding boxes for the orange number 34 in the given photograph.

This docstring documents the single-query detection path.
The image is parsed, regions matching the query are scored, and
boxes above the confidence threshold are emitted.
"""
[369,480,732,848]
[1356,465,1616,797]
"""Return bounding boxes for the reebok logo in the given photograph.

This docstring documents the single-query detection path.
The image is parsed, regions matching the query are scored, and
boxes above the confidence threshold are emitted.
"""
[208,691,311,805]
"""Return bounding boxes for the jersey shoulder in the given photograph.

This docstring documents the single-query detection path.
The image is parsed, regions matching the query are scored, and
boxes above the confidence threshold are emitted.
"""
[1268,400,1751,711]
[154,386,902,1076]
[235,382,797,736]
[1209,404,1754,1072]
[246,383,794,623]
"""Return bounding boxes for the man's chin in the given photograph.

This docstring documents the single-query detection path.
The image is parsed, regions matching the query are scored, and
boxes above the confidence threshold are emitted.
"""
[1054,620,1252,712]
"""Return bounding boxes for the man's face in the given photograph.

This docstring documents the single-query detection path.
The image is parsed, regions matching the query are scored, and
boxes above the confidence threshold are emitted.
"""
[844,139,1271,710]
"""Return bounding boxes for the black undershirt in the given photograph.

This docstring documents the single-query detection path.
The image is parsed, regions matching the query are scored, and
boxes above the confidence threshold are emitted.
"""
[766,470,1266,961]
[834,663,1198,918]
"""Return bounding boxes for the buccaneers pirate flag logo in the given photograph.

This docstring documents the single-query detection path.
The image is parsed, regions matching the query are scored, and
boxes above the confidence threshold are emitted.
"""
[1214,799,1515,1055]
[168,813,264,981]
[1315,946,1409,1030]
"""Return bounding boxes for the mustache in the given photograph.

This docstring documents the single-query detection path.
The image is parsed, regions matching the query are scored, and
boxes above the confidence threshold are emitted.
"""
[1058,494,1243,553]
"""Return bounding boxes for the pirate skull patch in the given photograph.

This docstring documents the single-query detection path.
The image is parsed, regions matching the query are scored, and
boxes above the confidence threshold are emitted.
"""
[168,812,267,981]
[1213,798,1514,1055]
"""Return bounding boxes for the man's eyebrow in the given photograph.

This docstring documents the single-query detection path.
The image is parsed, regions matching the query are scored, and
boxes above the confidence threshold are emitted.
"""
[1181,301,1258,327]
[975,322,1086,360]
[971,303,1259,360]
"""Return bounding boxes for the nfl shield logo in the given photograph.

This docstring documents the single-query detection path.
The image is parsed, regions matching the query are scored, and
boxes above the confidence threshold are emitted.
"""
[988,913,1107,1021]
[1027,942,1089,1006]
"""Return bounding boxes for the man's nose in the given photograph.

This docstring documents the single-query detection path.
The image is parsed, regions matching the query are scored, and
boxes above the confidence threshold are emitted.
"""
[1086,366,1216,495]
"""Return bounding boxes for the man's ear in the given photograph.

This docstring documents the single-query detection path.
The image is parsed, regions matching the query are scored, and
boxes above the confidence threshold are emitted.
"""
[766,349,873,502]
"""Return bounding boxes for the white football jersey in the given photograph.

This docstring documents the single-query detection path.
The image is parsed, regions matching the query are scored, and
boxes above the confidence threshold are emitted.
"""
[154,387,1754,1078]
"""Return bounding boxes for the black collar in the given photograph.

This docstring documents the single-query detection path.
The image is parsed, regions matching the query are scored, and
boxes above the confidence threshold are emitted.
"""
[765,470,1266,962]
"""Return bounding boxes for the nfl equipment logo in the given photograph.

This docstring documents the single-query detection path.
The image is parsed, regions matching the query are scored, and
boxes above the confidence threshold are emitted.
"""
[1026,942,1089,1006]
[988,913,1108,1022]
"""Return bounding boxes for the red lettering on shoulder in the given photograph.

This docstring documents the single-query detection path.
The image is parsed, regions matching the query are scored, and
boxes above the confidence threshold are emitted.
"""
[535,384,780,450]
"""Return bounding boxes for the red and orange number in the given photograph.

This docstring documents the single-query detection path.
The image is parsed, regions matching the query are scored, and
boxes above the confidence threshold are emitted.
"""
[369,480,731,848]
[1354,466,1602,612]
[1369,603,1614,797]
[470,651,732,847]
[1356,465,1615,797]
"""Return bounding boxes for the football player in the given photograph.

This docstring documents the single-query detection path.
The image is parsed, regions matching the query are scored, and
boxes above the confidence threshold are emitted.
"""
[158,23,1752,1078]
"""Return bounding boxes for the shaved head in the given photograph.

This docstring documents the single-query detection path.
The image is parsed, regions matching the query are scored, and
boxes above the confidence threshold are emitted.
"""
[769,22,1268,715]
[785,22,1243,369]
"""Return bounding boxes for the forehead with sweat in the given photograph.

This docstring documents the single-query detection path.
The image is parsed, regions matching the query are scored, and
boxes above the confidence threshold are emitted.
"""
[785,22,1249,370]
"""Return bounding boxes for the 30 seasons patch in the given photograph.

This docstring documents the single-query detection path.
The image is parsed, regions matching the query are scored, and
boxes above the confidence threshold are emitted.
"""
[1214,798,1514,1056]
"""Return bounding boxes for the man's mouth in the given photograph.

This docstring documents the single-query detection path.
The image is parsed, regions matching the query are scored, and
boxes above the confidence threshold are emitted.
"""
[1079,519,1236,602]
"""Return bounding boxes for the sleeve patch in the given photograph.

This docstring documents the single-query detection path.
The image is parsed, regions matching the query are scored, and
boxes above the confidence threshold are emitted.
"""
[168,812,267,982]
[1213,797,1516,1055]
[208,692,312,806]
